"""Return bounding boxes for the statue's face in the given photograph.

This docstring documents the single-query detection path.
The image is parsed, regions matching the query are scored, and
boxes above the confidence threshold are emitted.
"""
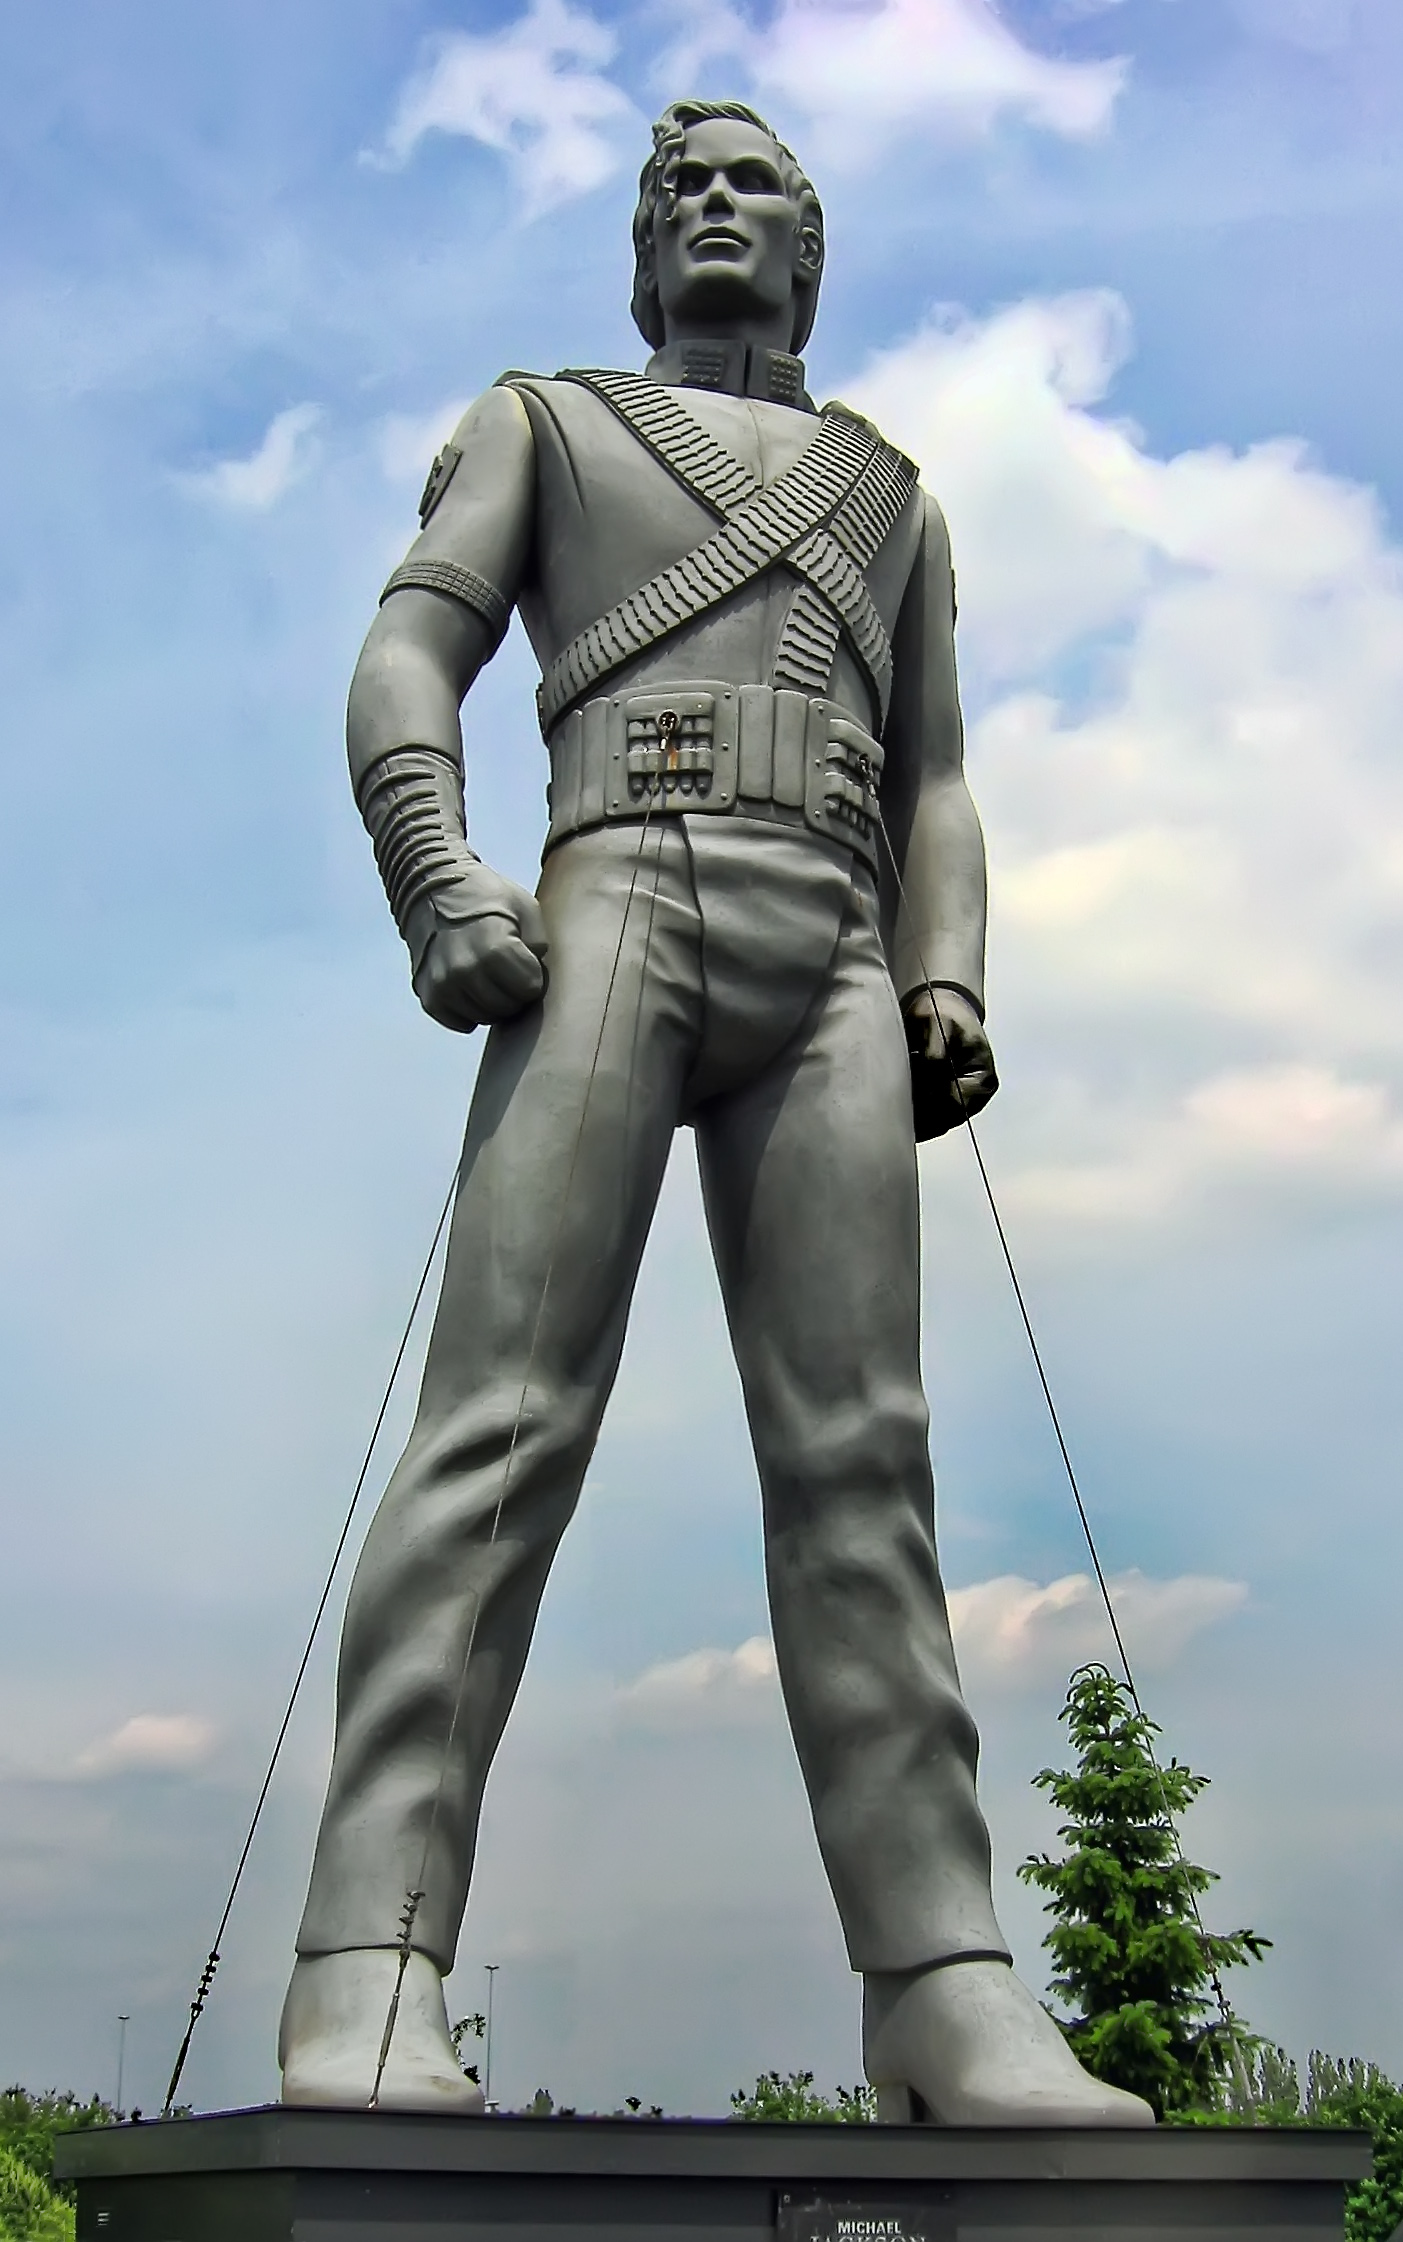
[652,117,808,335]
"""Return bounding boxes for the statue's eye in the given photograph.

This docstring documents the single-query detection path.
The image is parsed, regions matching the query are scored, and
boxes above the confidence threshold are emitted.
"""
[729,161,783,195]
[675,163,712,197]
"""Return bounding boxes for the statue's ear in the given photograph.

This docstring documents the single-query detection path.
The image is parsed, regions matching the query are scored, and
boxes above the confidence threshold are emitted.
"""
[796,221,824,283]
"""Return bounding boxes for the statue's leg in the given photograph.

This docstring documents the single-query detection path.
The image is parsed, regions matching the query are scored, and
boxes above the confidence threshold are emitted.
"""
[284,824,697,2107]
[695,880,1151,2125]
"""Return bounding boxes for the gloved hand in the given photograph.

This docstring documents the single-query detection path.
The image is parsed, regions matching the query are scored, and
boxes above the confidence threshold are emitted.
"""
[902,984,998,1141]
[405,865,549,1034]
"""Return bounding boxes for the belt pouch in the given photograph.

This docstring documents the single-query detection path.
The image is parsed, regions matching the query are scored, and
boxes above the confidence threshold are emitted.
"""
[772,690,809,807]
[548,709,584,845]
[738,684,775,801]
[580,696,610,830]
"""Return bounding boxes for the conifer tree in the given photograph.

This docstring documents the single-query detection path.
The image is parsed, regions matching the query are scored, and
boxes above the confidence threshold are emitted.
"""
[1019,1664,1269,2118]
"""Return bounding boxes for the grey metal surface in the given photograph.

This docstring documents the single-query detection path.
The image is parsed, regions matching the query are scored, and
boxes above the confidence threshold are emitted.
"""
[60,2116,1371,2242]
[57,2109,1371,2183]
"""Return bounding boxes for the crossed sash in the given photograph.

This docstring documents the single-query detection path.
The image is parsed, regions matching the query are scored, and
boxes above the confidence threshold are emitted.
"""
[505,370,920,738]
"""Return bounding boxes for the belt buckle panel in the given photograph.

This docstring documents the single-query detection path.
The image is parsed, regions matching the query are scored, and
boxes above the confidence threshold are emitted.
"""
[607,684,738,817]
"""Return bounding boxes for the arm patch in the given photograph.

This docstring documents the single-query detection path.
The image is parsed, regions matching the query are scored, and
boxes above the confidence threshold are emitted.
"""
[418,443,462,526]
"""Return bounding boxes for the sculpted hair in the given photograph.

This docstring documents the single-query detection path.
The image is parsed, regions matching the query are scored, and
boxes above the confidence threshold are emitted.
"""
[630,99,825,354]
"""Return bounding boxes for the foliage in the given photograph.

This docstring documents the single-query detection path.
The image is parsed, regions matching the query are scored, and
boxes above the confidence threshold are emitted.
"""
[1172,2046,1403,2242]
[511,2088,664,2119]
[1018,1665,1269,2118]
[730,2072,875,2124]
[450,2013,486,2086]
[0,2087,125,2239]
[0,2147,74,2242]
[1304,2065,1403,2242]
[0,2091,115,2216]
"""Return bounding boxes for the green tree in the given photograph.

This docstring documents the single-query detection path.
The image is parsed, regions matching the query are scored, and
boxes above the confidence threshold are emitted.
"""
[1018,1665,1269,2118]
[730,2072,875,2123]
[0,2087,118,2238]
[0,2145,74,2242]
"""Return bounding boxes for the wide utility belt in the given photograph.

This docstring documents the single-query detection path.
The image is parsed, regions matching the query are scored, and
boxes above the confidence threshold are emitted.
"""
[544,679,884,873]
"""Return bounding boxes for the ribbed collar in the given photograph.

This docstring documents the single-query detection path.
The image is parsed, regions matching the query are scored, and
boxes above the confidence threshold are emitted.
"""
[644,339,815,412]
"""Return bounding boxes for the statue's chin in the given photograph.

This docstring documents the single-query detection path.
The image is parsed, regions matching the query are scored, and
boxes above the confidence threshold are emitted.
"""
[661,267,780,332]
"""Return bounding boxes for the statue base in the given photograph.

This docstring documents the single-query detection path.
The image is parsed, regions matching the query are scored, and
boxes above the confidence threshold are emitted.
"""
[55,2105,1369,2242]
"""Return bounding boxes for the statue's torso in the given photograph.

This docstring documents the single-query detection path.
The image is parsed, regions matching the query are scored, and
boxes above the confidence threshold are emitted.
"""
[508,377,923,731]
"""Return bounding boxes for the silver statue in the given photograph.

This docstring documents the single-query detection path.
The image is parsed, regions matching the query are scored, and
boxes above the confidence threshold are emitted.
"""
[279,98,1152,2128]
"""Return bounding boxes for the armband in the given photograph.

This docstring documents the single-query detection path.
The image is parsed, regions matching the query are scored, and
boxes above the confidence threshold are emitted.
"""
[901,979,986,1025]
[379,559,511,652]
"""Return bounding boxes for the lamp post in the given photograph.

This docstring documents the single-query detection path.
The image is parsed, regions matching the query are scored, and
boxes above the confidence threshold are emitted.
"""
[115,2017,130,2116]
[483,1966,499,2109]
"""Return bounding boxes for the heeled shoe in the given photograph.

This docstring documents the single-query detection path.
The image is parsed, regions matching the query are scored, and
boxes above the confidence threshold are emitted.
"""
[280,1949,485,2114]
[863,1959,1155,2128]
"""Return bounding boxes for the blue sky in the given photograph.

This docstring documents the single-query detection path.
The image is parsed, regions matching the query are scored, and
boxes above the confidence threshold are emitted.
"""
[4,0,1403,2119]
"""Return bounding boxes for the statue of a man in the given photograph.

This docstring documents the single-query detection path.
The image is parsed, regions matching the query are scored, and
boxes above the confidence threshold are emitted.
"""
[279,99,1151,2127]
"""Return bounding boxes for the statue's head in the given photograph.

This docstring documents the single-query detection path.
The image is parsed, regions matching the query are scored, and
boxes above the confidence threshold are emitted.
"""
[631,100,825,354]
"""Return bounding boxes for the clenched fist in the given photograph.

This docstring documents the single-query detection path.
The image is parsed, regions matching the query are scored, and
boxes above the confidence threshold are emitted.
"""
[406,864,549,1034]
[901,984,998,1141]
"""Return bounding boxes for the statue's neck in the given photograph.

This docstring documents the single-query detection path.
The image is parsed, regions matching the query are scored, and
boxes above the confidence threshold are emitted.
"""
[645,338,814,413]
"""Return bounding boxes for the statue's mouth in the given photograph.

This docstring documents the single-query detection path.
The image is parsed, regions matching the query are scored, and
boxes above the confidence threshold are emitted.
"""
[691,228,747,255]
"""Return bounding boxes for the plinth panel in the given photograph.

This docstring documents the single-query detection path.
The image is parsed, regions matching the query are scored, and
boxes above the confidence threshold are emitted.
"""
[53,2106,1371,2242]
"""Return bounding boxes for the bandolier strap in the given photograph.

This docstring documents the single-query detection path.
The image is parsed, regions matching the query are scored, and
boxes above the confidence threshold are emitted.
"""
[509,371,917,737]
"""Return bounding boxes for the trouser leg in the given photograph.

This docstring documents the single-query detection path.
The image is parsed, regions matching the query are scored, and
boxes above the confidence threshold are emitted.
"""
[298,826,694,1970]
[695,884,1009,1973]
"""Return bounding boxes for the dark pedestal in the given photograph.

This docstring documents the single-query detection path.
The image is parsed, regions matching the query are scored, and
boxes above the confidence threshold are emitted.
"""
[54,2105,1370,2242]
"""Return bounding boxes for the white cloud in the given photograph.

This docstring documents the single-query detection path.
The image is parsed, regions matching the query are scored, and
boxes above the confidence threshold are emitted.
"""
[183,403,321,511]
[1008,1062,1403,1226]
[74,1713,216,1777]
[842,293,1403,1227]
[611,1572,1243,1726]
[663,0,1126,161]
[615,1635,778,1729]
[375,0,642,218]
[948,1569,1247,1689]
[379,398,471,492]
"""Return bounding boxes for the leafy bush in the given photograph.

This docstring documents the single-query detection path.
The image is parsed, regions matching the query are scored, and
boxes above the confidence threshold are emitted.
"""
[730,2071,875,2123]
[0,2088,116,2242]
[0,2146,73,2242]
[1174,2047,1403,2242]
[1,2090,116,2195]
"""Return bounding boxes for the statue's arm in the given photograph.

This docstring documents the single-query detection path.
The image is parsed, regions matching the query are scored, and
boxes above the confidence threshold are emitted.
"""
[882,492,998,1136]
[347,384,547,1034]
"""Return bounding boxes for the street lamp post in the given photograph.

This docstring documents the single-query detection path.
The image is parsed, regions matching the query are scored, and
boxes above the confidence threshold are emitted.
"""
[115,2017,130,2116]
[483,1966,499,2109]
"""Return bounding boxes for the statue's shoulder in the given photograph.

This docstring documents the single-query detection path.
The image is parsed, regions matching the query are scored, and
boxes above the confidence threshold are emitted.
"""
[494,368,553,395]
[821,395,920,481]
[493,367,604,407]
[491,368,636,447]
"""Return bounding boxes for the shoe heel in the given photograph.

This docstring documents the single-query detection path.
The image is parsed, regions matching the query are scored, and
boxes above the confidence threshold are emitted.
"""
[875,2084,934,2124]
